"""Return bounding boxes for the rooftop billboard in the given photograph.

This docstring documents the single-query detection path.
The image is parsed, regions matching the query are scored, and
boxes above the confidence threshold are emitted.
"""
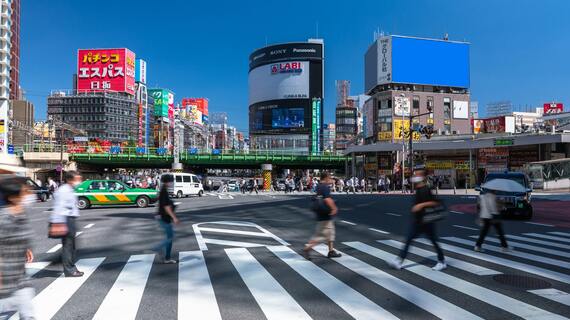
[149,89,171,118]
[77,48,136,95]
[365,36,470,93]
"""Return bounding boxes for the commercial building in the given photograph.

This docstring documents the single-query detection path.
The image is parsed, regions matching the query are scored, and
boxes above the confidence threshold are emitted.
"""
[11,99,33,147]
[322,123,335,152]
[9,0,19,100]
[248,39,324,154]
[48,48,139,144]
[148,88,174,148]
[334,80,357,151]
[0,0,12,154]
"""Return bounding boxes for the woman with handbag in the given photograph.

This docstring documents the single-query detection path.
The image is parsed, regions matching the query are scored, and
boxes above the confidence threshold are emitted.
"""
[389,166,447,271]
[50,171,84,277]
[474,189,509,252]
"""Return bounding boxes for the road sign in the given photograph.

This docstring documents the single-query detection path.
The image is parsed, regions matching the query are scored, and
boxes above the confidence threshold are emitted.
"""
[493,138,514,146]
[7,144,14,154]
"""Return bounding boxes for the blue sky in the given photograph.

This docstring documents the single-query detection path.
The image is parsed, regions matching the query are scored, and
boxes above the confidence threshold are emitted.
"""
[22,0,570,132]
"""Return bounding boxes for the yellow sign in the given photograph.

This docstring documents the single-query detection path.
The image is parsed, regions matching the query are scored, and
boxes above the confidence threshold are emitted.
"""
[377,131,392,141]
[427,118,434,125]
[426,161,454,170]
[393,119,420,141]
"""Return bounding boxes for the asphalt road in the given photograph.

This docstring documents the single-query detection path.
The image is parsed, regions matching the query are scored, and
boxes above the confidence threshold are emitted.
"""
[8,192,570,320]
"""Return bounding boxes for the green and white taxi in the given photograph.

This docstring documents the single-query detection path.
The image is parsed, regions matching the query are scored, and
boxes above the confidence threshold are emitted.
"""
[74,180,159,210]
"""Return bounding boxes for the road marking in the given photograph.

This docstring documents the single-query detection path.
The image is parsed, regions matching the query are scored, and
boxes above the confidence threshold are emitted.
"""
[76,231,83,237]
[193,221,289,251]
[368,228,389,234]
[524,233,570,243]
[345,242,567,320]
[26,261,51,277]
[10,258,104,320]
[46,244,62,254]
[384,212,401,217]
[313,244,482,320]
[226,248,311,320]
[549,232,570,238]
[470,236,570,258]
[84,223,95,229]
[378,239,501,276]
[450,210,465,215]
[199,227,274,238]
[92,254,154,320]
[528,288,570,307]
[268,245,398,320]
[525,222,555,227]
[506,235,570,250]
[340,220,356,226]
[445,237,570,270]
[415,239,570,284]
[178,251,222,320]
[453,225,478,231]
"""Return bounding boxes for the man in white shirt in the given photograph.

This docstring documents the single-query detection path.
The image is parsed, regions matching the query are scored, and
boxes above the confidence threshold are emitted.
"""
[50,171,84,277]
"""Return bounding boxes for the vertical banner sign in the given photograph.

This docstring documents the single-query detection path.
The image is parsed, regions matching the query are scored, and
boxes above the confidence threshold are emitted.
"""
[316,99,321,153]
[138,103,143,145]
[311,98,318,154]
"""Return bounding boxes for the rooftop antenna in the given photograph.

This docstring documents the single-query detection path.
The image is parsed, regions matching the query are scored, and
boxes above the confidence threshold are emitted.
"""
[443,33,449,41]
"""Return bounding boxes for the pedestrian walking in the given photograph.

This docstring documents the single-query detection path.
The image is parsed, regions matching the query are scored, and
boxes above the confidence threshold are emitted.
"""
[389,167,447,271]
[474,189,509,252]
[0,176,36,319]
[250,178,259,194]
[50,171,84,277]
[152,174,180,264]
[303,172,341,259]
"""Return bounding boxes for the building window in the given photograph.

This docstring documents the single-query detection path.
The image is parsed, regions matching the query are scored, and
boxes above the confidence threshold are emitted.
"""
[412,96,420,112]
[443,98,451,119]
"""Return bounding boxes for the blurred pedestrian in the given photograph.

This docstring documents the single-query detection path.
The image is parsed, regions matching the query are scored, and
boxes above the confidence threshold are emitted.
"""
[475,189,509,252]
[0,176,36,319]
[389,167,447,271]
[153,174,179,264]
[51,171,84,277]
[250,178,259,194]
[303,172,341,259]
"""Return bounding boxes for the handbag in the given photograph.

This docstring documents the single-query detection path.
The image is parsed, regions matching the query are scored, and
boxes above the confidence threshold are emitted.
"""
[311,196,330,216]
[422,204,448,224]
[48,222,68,239]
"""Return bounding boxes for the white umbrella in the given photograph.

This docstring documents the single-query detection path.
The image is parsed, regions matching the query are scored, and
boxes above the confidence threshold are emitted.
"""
[482,178,526,193]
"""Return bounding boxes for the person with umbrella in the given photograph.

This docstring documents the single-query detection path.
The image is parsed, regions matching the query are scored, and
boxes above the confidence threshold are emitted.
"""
[474,178,514,252]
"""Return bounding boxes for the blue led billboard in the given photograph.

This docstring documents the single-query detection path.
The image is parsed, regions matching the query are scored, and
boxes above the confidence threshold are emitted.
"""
[271,108,305,128]
[391,36,470,88]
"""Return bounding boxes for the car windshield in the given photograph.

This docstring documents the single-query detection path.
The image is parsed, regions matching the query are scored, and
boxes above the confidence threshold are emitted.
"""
[485,174,527,188]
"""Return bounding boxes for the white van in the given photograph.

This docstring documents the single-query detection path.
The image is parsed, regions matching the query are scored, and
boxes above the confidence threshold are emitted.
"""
[161,173,204,198]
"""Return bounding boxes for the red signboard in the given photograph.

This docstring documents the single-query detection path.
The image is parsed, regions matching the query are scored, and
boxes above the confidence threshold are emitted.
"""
[182,98,209,116]
[77,48,136,95]
[543,102,563,114]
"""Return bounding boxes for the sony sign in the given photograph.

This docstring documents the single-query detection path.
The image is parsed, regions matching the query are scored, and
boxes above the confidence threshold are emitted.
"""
[377,36,392,85]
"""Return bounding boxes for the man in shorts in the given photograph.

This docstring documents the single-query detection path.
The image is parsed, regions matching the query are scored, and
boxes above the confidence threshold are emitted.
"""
[303,172,342,259]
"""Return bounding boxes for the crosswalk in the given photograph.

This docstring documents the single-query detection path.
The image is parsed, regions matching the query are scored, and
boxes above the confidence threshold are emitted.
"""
[11,231,570,319]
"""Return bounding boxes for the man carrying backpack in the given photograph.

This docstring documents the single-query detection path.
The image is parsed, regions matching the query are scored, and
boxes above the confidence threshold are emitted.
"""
[303,172,341,259]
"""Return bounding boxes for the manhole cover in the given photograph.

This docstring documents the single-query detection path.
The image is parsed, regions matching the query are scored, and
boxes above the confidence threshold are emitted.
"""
[493,274,551,290]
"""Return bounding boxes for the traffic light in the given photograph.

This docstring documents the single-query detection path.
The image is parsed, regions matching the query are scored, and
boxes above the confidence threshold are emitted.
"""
[422,125,435,139]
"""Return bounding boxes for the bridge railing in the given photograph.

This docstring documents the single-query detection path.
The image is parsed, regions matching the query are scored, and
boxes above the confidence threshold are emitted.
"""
[18,144,346,158]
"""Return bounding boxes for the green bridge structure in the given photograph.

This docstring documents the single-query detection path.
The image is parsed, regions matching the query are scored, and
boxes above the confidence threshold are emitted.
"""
[65,148,348,170]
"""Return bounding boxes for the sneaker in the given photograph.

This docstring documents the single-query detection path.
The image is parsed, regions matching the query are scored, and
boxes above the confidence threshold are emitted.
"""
[163,259,177,264]
[302,249,311,260]
[327,250,342,258]
[387,257,403,270]
[432,261,447,271]
[474,246,483,252]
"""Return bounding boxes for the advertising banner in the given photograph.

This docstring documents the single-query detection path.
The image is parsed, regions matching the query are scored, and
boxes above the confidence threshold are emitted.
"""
[77,48,136,95]
[377,36,392,85]
[472,119,483,134]
[364,98,374,138]
[392,119,420,141]
[149,89,169,117]
[311,99,318,154]
[377,131,392,142]
[394,96,410,116]
[543,102,564,114]
[249,61,310,105]
[135,59,147,84]
[453,100,469,119]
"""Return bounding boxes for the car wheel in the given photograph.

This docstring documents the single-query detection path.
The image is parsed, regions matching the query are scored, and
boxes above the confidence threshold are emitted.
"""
[198,190,203,197]
[177,191,183,198]
[39,193,48,202]
[136,196,149,208]
[77,197,91,210]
